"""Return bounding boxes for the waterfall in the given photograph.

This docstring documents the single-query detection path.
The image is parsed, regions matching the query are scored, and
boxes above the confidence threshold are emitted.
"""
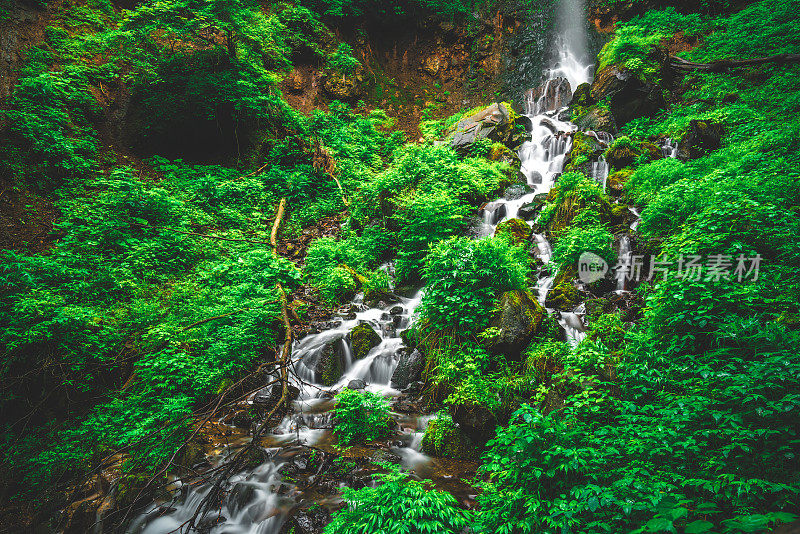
[130,3,600,532]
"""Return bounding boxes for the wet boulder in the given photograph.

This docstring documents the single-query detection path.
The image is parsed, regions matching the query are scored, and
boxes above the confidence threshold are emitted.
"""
[422,417,478,459]
[678,119,724,160]
[545,282,580,310]
[591,65,666,126]
[525,77,572,113]
[347,379,366,390]
[348,323,381,361]
[564,131,605,173]
[517,201,542,221]
[494,218,532,245]
[482,200,507,225]
[449,403,497,445]
[574,105,618,134]
[485,290,545,358]
[305,335,348,386]
[502,183,534,200]
[390,348,425,390]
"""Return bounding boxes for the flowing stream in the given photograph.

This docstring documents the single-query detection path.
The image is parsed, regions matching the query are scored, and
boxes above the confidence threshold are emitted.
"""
[480,20,593,346]
[129,1,601,532]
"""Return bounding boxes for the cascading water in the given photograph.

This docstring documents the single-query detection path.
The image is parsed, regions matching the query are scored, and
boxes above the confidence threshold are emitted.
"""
[481,0,594,346]
[131,2,601,531]
[130,291,432,534]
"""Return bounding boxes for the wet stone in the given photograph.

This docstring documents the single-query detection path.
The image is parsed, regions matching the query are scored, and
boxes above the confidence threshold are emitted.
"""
[347,379,367,390]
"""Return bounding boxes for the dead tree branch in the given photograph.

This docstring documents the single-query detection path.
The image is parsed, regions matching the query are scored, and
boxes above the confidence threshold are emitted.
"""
[670,53,800,73]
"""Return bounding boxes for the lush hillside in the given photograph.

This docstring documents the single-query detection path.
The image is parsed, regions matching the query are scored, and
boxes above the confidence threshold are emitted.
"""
[0,0,799,532]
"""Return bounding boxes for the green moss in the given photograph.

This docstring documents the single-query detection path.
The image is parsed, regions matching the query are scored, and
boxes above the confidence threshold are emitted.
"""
[421,414,477,459]
[349,323,382,361]
[565,132,603,172]
[494,218,532,245]
[545,282,580,310]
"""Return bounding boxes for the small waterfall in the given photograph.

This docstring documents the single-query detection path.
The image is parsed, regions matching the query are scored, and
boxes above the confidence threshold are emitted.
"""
[130,290,427,534]
[129,461,287,534]
[615,235,632,292]
[589,156,610,191]
[661,137,679,159]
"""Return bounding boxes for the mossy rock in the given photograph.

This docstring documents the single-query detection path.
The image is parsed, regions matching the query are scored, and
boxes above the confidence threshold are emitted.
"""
[546,192,613,236]
[607,168,634,193]
[494,217,532,245]
[606,138,663,170]
[553,265,578,288]
[573,105,617,134]
[545,282,580,310]
[422,418,478,459]
[348,323,382,361]
[322,68,366,101]
[564,132,604,172]
[486,290,546,358]
[308,335,348,386]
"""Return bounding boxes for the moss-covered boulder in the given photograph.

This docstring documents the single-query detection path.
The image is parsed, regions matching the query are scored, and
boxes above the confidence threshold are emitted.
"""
[607,168,634,194]
[605,137,662,171]
[485,290,545,358]
[564,131,605,173]
[545,191,613,236]
[494,218,532,245]
[304,335,348,386]
[574,105,618,134]
[450,402,497,445]
[590,64,667,126]
[678,119,725,160]
[421,417,477,459]
[545,282,580,310]
[348,323,381,361]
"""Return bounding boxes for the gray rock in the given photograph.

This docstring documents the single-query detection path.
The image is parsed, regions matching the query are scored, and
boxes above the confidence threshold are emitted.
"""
[525,77,572,113]
[449,102,510,152]
[347,379,367,390]
[390,349,425,390]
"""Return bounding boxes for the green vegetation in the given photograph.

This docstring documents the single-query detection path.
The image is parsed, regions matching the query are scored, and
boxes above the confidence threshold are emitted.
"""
[324,465,470,533]
[332,389,392,445]
[2,0,800,531]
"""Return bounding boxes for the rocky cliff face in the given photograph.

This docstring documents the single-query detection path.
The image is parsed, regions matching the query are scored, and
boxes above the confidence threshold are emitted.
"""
[281,9,526,137]
[0,1,47,103]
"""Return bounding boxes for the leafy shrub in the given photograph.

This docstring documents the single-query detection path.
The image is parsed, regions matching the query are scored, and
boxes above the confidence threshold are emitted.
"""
[551,221,616,272]
[324,465,471,534]
[625,157,690,205]
[328,42,361,74]
[393,191,471,283]
[333,389,392,445]
[419,236,528,333]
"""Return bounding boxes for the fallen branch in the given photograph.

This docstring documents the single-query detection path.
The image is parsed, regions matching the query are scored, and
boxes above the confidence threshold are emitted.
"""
[270,198,287,248]
[670,53,800,73]
[312,139,350,208]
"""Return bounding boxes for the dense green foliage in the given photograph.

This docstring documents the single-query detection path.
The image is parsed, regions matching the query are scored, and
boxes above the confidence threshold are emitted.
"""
[3,0,800,531]
[475,1,800,532]
[332,389,392,445]
[419,236,528,333]
[324,465,470,534]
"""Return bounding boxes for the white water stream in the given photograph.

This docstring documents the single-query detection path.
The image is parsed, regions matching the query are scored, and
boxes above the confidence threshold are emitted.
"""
[129,1,607,531]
